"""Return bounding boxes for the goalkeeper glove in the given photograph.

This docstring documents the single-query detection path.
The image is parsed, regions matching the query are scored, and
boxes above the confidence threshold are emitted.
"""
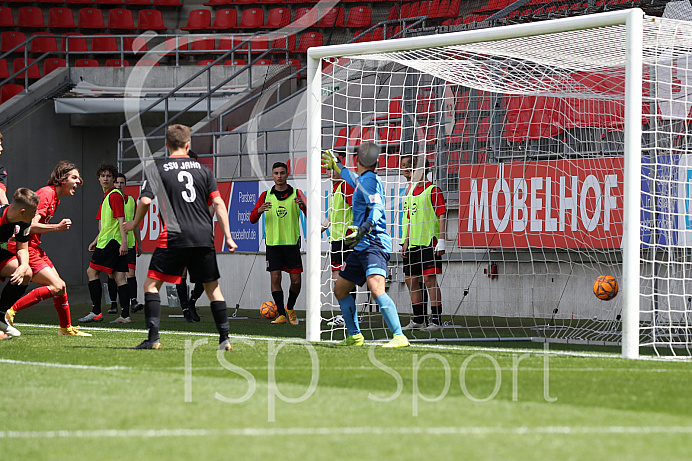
[434,239,446,254]
[344,221,373,249]
[321,150,342,174]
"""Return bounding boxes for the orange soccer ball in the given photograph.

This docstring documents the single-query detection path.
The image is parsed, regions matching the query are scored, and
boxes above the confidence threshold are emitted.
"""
[260,301,278,319]
[593,275,619,301]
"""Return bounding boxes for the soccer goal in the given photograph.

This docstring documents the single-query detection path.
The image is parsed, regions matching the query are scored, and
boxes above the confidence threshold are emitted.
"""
[305,9,692,358]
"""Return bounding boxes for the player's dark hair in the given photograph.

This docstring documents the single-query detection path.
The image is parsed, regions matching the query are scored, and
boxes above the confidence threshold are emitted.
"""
[116,172,126,182]
[166,124,191,150]
[48,160,81,187]
[188,150,199,160]
[272,162,288,173]
[13,188,39,208]
[96,163,118,180]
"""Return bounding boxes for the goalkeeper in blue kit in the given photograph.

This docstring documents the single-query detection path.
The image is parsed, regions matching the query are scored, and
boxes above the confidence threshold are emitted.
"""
[322,142,409,348]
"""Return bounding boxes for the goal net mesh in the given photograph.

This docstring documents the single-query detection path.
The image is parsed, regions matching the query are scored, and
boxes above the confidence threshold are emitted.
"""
[314,15,692,356]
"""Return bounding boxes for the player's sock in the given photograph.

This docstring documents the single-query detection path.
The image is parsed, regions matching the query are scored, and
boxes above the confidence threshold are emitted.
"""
[177,280,189,310]
[412,302,425,325]
[430,304,442,325]
[271,290,286,316]
[375,293,403,336]
[88,280,102,315]
[144,292,160,342]
[127,276,138,304]
[337,295,360,335]
[107,278,117,308]
[191,283,204,301]
[117,284,130,318]
[210,300,229,343]
[8,285,48,312]
[286,290,300,311]
[52,293,71,328]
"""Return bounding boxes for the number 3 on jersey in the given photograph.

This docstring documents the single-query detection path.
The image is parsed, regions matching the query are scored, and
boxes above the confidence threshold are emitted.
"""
[178,171,196,203]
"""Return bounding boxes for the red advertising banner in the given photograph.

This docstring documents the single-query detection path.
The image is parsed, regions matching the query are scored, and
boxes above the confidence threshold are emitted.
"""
[458,158,624,249]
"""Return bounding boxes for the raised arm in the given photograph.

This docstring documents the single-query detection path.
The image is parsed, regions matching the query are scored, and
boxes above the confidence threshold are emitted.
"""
[212,195,237,252]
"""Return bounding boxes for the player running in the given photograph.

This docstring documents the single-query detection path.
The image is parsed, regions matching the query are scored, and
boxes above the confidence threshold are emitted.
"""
[124,124,238,350]
[322,143,409,348]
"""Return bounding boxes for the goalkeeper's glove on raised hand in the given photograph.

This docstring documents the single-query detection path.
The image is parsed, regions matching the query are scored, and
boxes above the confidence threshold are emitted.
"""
[344,221,373,249]
[321,150,342,174]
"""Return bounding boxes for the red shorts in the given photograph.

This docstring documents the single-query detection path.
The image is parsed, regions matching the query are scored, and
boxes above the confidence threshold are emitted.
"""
[8,242,53,274]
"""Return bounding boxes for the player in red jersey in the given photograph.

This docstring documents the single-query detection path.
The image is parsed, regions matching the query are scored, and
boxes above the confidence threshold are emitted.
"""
[124,124,238,350]
[3,162,91,337]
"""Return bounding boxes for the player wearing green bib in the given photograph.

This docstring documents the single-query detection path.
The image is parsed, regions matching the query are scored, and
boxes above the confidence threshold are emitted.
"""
[250,162,307,325]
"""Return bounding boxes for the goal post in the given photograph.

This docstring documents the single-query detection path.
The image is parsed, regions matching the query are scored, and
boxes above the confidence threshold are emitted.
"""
[305,8,692,358]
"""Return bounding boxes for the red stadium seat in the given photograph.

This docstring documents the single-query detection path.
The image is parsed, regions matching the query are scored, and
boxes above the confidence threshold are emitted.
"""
[387,4,400,21]
[189,36,216,53]
[217,35,242,51]
[105,58,130,66]
[246,35,270,52]
[418,1,431,17]
[296,32,322,53]
[36,0,68,4]
[138,9,166,31]
[18,7,46,28]
[135,59,159,65]
[30,33,59,53]
[204,0,233,5]
[62,32,87,52]
[272,34,295,52]
[263,7,290,29]
[124,0,152,5]
[49,8,77,29]
[43,57,66,75]
[344,6,371,27]
[78,8,105,29]
[123,35,147,53]
[317,7,344,27]
[1,84,24,104]
[153,0,182,5]
[1,32,26,53]
[92,34,118,53]
[197,59,219,66]
[0,7,15,28]
[238,8,264,29]
[181,9,210,31]
[333,127,348,149]
[293,157,306,174]
[13,57,41,79]
[96,0,125,4]
[0,59,8,80]
[375,97,403,120]
[294,7,318,27]
[66,0,94,5]
[210,9,237,30]
[378,125,402,143]
[75,58,99,67]
[253,58,272,65]
[223,58,246,65]
[108,8,135,30]
[161,36,187,55]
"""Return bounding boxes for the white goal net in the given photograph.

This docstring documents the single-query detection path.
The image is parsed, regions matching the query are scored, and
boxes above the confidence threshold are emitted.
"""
[305,9,692,358]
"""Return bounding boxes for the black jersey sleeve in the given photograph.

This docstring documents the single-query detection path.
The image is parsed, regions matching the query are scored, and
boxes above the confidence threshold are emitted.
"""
[0,164,7,192]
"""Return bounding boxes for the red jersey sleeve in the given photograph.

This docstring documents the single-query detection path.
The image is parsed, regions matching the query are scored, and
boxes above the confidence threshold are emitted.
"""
[296,189,307,214]
[36,188,51,219]
[249,191,267,224]
[431,185,447,217]
[109,192,125,219]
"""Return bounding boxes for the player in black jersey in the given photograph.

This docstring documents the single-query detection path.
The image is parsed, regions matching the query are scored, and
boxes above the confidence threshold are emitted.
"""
[124,124,238,350]
[0,188,40,339]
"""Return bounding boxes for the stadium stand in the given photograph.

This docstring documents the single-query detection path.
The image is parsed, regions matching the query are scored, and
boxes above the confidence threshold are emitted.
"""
[43,57,66,74]
[18,7,47,29]
[108,8,136,30]
[78,8,106,29]
[138,9,166,31]
[181,9,211,30]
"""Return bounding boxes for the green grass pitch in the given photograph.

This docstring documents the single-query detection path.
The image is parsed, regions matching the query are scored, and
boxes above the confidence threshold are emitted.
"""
[2,303,691,460]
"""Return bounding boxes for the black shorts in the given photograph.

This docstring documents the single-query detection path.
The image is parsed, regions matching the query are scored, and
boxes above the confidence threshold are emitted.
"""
[90,239,129,274]
[403,245,441,277]
[148,246,220,284]
[0,247,16,271]
[266,244,303,274]
[330,240,352,272]
[127,247,137,270]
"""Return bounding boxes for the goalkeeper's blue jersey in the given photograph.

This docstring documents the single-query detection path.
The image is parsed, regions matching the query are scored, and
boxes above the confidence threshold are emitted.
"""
[340,169,391,253]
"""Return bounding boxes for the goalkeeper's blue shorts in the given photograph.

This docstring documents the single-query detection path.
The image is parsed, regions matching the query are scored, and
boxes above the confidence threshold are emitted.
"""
[338,244,389,287]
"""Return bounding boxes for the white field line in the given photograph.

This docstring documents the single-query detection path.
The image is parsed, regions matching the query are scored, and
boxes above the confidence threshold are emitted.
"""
[0,359,130,371]
[14,323,692,363]
[2,425,692,439]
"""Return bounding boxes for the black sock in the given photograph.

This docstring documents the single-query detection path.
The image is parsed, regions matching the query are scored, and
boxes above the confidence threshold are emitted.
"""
[177,280,188,310]
[271,291,286,316]
[412,303,425,325]
[191,283,204,301]
[210,300,229,343]
[144,292,161,342]
[117,284,131,318]
[431,304,442,325]
[286,290,299,311]
[0,283,28,313]
[127,277,138,304]
[420,282,428,320]
[107,278,117,307]
[88,279,102,315]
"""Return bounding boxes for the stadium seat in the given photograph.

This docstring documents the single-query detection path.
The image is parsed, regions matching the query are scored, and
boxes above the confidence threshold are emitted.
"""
[245,35,270,52]
[209,9,237,30]
[0,59,8,80]
[272,34,295,52]
[293,157,306,174]
[294,7,318,27]
[344,6,371,28]
[375,97,403,120]
[181,9,211,31]
[223,58,246,65]
[197,59,219,66]
[333,127,348,149]
[135,58,159,65]
[352,30,371,43]
[189,36,216,53]
[153,0,182,6]
[124,0,152,5]
[13,57,41,79]
[263,7,290,29]
[1,84,24,104]
[1,32,26,53]
[161,36,187,55]
[123,35,147,53]
[418,1,431,18]
[448,120,469,144]
[217,35,242,51]
[378,125,402,143]
[92,34,118,53]
[97,0,125,5]
[66,0,95,4]
[317,7,344,27]
[401,2,418,18]
[49,8,77,29]
[43,57,66,75]
[36,0,68,4]
[62,32,87,52]
[18,7,46,28]
[30,33,59,53]
[108,8,135,30]
[253,58,272,65]
[75,58,99,67]
[138,9,165,31]
[0,7,15,28]
[387,4,400,21]
[296,32,322,53]
[204,0,233,5]
[237,8,264,29]
[78,8,105,29]
[105,58,130,66]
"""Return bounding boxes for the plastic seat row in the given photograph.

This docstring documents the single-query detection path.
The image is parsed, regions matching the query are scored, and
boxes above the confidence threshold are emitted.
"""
[0,6,166,30]
[0,31,147,53]
[160,32,322,54]
[387,0,462,21]
[2,1,181,6]
[0,56,158,80]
